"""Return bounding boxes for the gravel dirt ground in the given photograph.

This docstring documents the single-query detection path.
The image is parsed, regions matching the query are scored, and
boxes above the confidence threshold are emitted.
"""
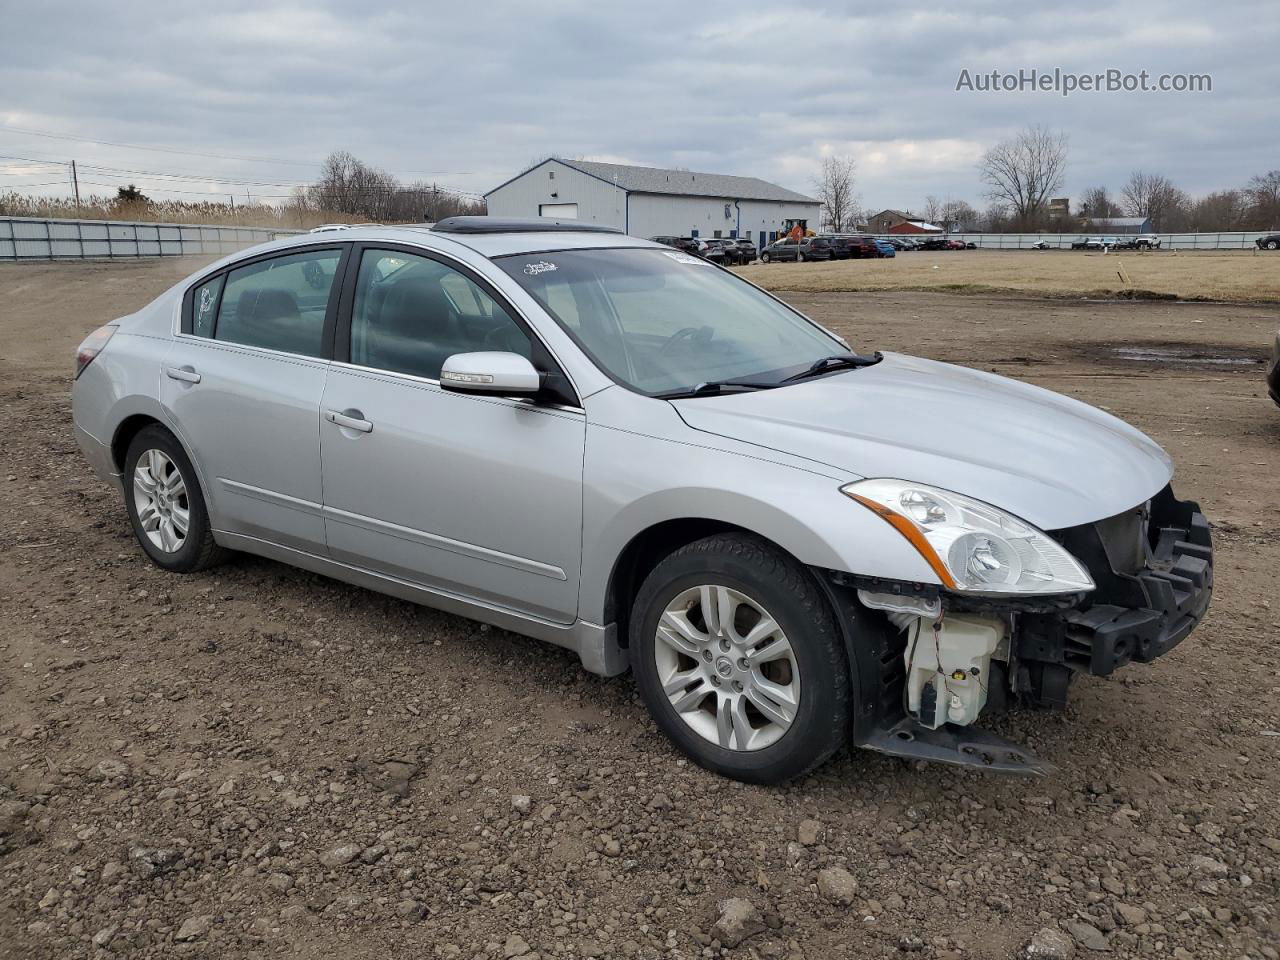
[2,260,1279,960]
[736,249,1280,302]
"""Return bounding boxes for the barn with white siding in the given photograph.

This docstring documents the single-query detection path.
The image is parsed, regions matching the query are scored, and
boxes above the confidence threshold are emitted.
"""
[484,158,822,249]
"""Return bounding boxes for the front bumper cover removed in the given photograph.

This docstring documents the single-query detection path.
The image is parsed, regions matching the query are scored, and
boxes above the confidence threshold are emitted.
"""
[848,485,1212,775]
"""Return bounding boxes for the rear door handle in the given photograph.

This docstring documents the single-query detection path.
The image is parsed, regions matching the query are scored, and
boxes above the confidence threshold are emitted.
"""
[326,409,373,433]
[165,365,201,384]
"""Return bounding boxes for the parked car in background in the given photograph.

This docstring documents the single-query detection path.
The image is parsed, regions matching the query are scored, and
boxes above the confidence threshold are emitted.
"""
[1134,234,1162,249]
[885,238,914,251]
[759,238,800,262]
[1030,239,1053,250]
[945,239,967,251]
[1269,331,1280,407]
[732,236,757,264]
[71,216,1214,783]
[1257,233,1280,250]
[918,237,949,251]
[702,239,740,265]
[873,239,896,258]
[831,236,881,259]
[759,236,835,262]
[1070,237,1109,250]
[650,236,703,256]
[799,236,835,261]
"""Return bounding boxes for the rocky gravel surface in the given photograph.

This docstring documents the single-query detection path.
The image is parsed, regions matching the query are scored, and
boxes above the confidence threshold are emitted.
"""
[2,261,1279,959]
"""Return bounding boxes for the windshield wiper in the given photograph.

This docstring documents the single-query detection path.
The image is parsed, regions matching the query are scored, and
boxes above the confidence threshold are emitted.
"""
[654,380,782,399]
[782,351,883,382]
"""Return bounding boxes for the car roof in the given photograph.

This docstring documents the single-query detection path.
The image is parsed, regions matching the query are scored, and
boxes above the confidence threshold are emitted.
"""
[229,224,661,261]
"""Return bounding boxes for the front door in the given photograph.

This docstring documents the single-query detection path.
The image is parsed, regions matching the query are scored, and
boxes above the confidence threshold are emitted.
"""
[318,246,585,624]
[160,245,346,553]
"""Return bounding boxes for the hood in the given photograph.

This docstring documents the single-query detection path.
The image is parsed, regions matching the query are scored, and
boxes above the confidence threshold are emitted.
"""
[671,353,1172,530]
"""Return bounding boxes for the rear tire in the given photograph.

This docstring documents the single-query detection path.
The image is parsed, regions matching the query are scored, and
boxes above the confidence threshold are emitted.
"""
[124,425,228,573]
[630,533,851,784]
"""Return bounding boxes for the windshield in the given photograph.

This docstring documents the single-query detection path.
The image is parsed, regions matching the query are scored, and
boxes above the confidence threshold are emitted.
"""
[496,248,847,396]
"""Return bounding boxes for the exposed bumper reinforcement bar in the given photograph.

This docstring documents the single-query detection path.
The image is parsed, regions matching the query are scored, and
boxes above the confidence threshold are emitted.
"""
[862,718,1055,777]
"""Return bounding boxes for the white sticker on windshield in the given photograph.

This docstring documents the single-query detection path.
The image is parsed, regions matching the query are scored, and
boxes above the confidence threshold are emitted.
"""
[523,260,557,276]
[662,251,708,265]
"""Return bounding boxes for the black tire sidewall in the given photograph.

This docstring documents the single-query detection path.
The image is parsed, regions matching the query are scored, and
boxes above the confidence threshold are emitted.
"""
[631,539,850,784]
[123,426,214,572]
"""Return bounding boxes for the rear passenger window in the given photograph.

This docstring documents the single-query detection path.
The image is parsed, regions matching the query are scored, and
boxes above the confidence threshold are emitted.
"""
[213,249,341,357]
[350,250,531,380]
[191,275,223,338]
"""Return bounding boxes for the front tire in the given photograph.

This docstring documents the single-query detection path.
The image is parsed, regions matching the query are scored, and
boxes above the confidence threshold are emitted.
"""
[760,253,771,263]
[124,425,228,573]
[1268,240,1280,250]
[631,534,851,784]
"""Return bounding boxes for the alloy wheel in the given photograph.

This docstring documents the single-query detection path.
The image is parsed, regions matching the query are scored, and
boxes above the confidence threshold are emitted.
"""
[653,584,800,751]
[132,449,189,553]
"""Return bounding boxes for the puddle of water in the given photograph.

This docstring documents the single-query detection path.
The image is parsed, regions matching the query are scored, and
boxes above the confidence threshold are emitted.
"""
[1109,346,1261,366]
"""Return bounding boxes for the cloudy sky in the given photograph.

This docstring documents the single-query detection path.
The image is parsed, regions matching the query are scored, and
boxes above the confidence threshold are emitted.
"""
[2,0,1275,212]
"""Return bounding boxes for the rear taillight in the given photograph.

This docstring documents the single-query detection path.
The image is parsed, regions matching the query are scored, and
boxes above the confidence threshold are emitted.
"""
[75,324,117,379]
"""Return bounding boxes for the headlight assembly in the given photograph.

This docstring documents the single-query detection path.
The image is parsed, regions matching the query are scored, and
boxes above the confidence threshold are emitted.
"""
[843,479,1094,595]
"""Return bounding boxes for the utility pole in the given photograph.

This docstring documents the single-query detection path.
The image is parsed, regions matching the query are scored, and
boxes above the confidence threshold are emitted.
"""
[70,160,81,213]
[229,194,235,212]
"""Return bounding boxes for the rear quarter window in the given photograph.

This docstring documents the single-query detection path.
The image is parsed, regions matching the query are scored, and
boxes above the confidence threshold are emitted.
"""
[191,275,224,338]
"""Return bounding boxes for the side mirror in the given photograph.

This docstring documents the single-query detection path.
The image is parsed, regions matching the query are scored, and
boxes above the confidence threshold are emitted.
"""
[439,351,541,397]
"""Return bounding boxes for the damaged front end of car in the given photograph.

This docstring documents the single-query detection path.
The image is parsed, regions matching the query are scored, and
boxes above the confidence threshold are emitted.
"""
[828,484,1213,776]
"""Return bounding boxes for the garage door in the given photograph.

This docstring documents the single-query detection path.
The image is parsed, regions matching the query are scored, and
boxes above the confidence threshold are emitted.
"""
[539,203,578,218]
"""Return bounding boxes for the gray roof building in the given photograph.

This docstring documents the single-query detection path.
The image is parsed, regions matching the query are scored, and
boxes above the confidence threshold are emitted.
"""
[485,158,821,244]
[536,159,818,204]
[1084,216,1152,233]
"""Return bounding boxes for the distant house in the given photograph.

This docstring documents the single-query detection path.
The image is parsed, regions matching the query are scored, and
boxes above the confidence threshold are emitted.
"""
[484,158,821,249]
[864,209,944,234]
[1083,216,1152,234]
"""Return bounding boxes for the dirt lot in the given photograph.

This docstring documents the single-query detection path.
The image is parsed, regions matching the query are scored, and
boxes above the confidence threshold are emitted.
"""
[2,259,1279,960]
[737,249,1280,302]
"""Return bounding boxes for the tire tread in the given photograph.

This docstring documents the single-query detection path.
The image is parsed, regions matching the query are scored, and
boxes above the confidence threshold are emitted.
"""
[631,532,851,784]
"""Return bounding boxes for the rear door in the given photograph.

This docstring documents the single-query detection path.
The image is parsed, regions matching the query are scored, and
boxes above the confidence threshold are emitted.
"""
[318,244,586,623]
[160,245,348,553]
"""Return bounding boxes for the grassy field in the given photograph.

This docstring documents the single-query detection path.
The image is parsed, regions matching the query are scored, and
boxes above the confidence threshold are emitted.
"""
[736,249,1280,302]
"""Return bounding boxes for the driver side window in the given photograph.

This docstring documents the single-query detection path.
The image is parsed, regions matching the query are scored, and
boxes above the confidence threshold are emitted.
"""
[350,250,531,380]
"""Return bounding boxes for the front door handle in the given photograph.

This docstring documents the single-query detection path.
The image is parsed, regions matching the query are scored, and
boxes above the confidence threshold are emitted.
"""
[165,365,201,384]
[325,409,373,434]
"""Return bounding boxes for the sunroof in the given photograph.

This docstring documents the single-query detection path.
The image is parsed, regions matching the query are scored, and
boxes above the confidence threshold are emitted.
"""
[431,216,623,235]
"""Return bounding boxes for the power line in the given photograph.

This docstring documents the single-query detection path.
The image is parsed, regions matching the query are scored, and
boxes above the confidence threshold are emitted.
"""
[0,152,483,199]
[75,162,311,188]
[0,123,320,167]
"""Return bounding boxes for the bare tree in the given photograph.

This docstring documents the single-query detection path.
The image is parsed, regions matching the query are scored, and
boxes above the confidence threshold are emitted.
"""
[1190,190,1248,231]
[978,125,1068,229]
[814,155,857,233]
[941,199,978,231]
[1121,171,1189,231]
[1078,186,1118,220]
[1245,169,1280,228]
[922,195,943,226]
[978,202,1012,232]
[303,151,484,223]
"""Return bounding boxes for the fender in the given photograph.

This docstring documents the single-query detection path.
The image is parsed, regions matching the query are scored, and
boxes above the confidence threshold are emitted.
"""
[578,420,943,625]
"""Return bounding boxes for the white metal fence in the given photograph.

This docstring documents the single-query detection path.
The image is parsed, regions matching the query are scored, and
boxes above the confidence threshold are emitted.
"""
[0,216,300,261]
[867,231,1277,250]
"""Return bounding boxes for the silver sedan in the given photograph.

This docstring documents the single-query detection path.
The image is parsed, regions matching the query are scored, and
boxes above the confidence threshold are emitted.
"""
[72,218,1212,782]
